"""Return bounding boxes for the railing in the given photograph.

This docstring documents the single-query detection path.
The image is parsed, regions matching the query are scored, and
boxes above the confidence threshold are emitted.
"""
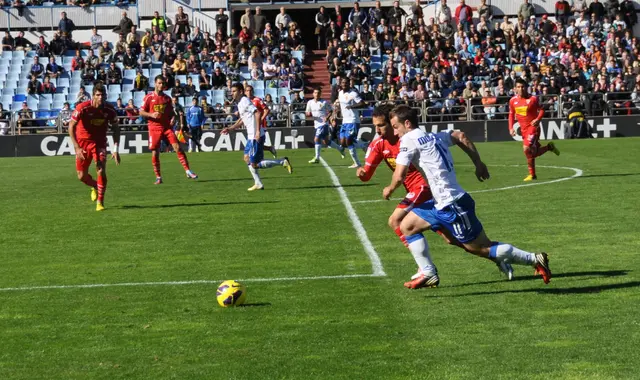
[3,93,637,135]
[0,4,139,31]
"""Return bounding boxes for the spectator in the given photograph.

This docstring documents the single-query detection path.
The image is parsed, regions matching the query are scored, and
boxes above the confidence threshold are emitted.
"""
[81,64,96,86]
[215,9,229,37]
[30,56,44,78]
[138,51,151,69]
[316,6,330,50]
[186,54,201,74]
[13,0,26,18]
[46,56,62,79]
[124,99,142,128]
[555,0,571,25]
[455,0,474,32]
[588,0,605,21]
[85,48,99,68]
[198,68,211,91]
[57,102,72,131]
[113,11,134,34]
[387,1,407,28]
[71,50,84,71]
[122,47,137,69]
[107,62,122,84]
[2,31,14,51]
[0,103,9,135]
[17,102,34,135]
[184,76,196,97]
[435,0,452,27]
[174,7,190,37]
[254,7,267,35]
[126,25,140,54]
[478,0,493,22]
[411,0,424,24]
[98,41,113,64]
[27,75,42,95]
[151,11,167,34]
[42,76,56,94]
[58,11,75,39]
[75,86,89,104]
[349,2,367,30]
[211,66,226,88]
[171,78,184,97]
[240,8,254,36]
[134,69,149,91]
[518,0,535,24]
[13,31,31,51]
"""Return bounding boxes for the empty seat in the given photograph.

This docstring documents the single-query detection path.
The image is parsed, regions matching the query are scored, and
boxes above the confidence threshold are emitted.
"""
[123,69,136,80]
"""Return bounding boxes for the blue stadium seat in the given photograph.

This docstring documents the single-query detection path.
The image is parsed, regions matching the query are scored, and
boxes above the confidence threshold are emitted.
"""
[27,97,38,109]
[178,97,186,107]
[39,101,52,110]
[13,94,26,102]
[150,69,161,79]
[133,91,146,102]
[122,83,134,93]
[0,66,8,74]
[52,101,65,109]
[84,84,94,94]
[57,78,70,88]
[55,56,62,65]
[9,64,21,73]
[142,69,150,78]
[39,94,52,103]
[1,95,13,106]
[15,87,27,96]
[120,91,132,103]
[12,51,24,60]
[11,101,22,110]
[254,88,264,98]
[106,92,120,102]
[176,75,187,84]
[291,51,303,62]
[1,51,11,59]
[123,69,136,80]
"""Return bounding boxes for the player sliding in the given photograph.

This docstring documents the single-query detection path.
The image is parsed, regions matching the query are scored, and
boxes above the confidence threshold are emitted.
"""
[338,77,368,168]
[509,78,560,181]
[139,75,198,184]
[68,83,121,211]
[222,83,292,191]
[359,104,514,280]
[244,85,277,158]
[383,105,552,289]
[306,87,341,163]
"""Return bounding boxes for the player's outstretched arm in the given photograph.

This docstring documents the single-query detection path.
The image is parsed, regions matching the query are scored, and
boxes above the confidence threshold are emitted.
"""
[221,117,244,135]
[68,119,85,161]
[450,131,490,182]
[357,144,382,182]
[383,164,409,200]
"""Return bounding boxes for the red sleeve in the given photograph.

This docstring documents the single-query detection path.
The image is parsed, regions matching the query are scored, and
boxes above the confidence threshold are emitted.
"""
[508,97,515,132]
[141,94,151,112]
[534,96,545,120]
[359,140,384,182]
[454,6,460,21]
[71,103,83,122]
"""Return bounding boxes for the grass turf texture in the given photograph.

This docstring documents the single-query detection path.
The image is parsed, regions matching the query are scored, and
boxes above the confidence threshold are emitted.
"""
[0,138,639,379]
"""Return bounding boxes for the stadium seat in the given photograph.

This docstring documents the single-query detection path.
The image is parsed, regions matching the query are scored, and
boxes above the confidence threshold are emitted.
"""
[13,94,26,102]
[123,69,136,80]
[122,83,134,93]
[265,88,277,101]
[254,88,264,98]
[150,69,161,79]
[39,94,52,103]
[57,78,70,88]
[176,75,187,84]
[106,92,119,102]
[39,101,52,110]
[291,51,303,62]
[15,87,27,96]
[1,95,13,106]
[12,51,24,60]
[84,84,94,94]
[26,97,38,109]
[11,101,22,110]
[1,51,11,59]
[120,91,132,103]
[178,97,186,107]
[52,101,65,109]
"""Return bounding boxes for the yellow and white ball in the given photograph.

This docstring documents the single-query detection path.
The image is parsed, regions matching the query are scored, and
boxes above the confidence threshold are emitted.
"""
[216,280,247,307]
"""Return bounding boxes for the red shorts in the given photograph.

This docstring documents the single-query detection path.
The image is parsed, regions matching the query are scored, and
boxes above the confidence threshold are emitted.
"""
[397,185,433,211]
[75,139,106,172]
[522,127,540,148]
[149,128,178,151]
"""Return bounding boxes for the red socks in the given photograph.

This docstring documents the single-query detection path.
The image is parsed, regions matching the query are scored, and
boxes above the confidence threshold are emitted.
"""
[97,175,106,203]
[80,174,97,188]
[525,150,536,177]
[394,227,409,248]
[177,151,190,171]
[152,154,161,178]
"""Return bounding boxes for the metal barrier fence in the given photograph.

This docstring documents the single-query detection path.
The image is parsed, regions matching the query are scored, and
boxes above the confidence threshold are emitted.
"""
[4,94,637,135]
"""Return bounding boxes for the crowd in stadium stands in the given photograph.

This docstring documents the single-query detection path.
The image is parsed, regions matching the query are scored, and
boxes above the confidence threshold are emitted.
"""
[2,0,640,134]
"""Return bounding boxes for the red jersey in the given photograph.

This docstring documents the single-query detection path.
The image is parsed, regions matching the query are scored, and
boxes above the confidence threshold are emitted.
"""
[361,135,427,192]
[142,91,174,131]
[251,96,268,130]
[509,95,545,134]
[71,101,117,146]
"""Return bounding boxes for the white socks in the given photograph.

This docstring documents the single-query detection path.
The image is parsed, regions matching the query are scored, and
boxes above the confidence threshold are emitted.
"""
[248,164,263,186]
[489,242,536,266]
[258,159,284,169]
[314,143,321,159]
[348,146,360,166]
[406,233,437,276]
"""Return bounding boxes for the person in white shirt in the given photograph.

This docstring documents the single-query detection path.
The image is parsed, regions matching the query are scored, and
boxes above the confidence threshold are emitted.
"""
[337,77,367,168]
[275,7,292,29]
[306,87,340,163]
[382,105,552,289]
[222,83,292,191]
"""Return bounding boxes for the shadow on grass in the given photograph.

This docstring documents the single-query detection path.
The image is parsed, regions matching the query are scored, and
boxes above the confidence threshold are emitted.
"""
[238,303,271,308]
[196,175,317,183]
[447,270,630,289]
[279,183,379,191]
[574,173,640,179]
[428,281,640,297]
[119,200,280,209]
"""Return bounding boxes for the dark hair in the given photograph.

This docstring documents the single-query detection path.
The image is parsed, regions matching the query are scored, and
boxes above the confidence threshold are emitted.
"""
[515,78,528,87]
[154,75,164,83]
[232,82,244,92]
[313,86,322,93]
[390,105,419,127]
[372,104,394,124]
[93,83,106,95]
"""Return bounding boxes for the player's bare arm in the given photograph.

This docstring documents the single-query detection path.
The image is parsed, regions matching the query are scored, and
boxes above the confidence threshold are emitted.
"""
[253,110,261,140]
[222,118,244,135]
[110,116,121,165]
[383,164,409,200]
[68,119,85,161]
[508,100,517,137]
[346,99,367,110]
[450,131,490,182]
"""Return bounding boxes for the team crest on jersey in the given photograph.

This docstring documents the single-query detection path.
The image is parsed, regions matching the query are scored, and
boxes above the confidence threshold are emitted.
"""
[515,106,528,116]
[153,104,166,113]
[526,99,531,104]
[90,118,105,126]
[406,192,415,198]
[383,150,390,154]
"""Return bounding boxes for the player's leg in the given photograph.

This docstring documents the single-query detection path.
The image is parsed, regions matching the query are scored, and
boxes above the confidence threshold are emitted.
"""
[245,140,264,191]
[309,127,324,163]
[398,210,440,288]
[191,126,202,152]
[148,130,163,184]
[344,124,361,168]
[94,147,107,211]
[256,136,292,173]
[75,142,97,200]
[166,129,197,179]
[522,140,537,181]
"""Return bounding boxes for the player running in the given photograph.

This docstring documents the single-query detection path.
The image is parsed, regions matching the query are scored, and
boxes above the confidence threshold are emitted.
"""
[139,75,198,184]
[245,85,277,158]
[186,97,206,153]
[306,87,338,163]
[222,83,292,191]
[360,104,514,280]
[509,78,560,181]
[68,83,121,211]
[383,105,552,289]
[338,77,367,168]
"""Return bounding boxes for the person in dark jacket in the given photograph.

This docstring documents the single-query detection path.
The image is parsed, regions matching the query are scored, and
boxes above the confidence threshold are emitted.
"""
[186,97,207,152]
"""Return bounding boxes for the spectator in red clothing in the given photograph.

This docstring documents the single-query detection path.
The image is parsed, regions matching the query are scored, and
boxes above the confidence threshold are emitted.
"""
[71,50,84,71]
[555,0,571,25]
[455,0,473,32]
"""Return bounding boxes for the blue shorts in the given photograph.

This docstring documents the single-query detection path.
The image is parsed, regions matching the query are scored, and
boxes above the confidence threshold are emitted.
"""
[411,193,484,243]
[315,124,329,140]
[244,138,264,164]
[339,123,358,140]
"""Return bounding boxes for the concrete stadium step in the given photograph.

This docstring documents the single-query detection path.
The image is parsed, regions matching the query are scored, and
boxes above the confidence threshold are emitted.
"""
[304,49,331,100]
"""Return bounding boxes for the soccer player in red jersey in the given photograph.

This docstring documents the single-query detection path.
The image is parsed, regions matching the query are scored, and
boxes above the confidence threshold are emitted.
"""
[68,83,120,211]
[139,75,198,184]
[245,85,277,158]
[509,78,560,181]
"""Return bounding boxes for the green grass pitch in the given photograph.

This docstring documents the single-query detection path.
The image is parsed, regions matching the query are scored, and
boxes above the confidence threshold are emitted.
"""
[0,137,639,379]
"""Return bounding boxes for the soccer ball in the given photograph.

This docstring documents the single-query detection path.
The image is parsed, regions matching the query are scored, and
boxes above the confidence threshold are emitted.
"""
[216,280,247,307]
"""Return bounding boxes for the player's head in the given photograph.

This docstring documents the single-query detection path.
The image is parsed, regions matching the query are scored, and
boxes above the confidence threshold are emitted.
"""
[192,97,198,105]
[244,85,254,98]
[231,83,244,101]
[92,83,106,106]
[515,78,528,97]
[313,87,322,100]
[389,105,418,137]
[372,104,395,140]
[154,75,164,92]
[340,77,349,91]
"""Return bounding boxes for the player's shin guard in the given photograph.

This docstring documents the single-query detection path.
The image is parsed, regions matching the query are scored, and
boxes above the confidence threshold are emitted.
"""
[176,151,190,171]
[80,173,97,188]
[314,143,321,159]
[152,154,162,178]
[258,159,284,168]
[248,164,263,186]
[394,227,409,248]
[489,242,536,266]
[405,233,437,276]
[347,145,360,166]
[524,151,536,177]
[97,175,107,203]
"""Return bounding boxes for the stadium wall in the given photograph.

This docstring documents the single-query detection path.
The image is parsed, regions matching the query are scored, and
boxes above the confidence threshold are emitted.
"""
[0,116,635,157]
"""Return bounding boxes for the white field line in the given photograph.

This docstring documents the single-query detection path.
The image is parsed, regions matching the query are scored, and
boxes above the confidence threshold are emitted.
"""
[351,165,584,204]
[319,157,386,277]
[0,274,379,292]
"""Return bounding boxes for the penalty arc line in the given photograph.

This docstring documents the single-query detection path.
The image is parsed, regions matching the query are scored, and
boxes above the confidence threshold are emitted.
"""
[0,274,379,292]
[351,165,584,204]
[319,157,387,277]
